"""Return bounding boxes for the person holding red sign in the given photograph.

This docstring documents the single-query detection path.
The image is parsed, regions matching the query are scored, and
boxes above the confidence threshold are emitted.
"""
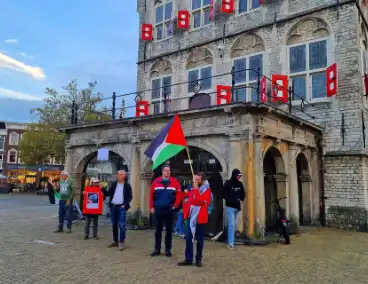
[83,177,104,240]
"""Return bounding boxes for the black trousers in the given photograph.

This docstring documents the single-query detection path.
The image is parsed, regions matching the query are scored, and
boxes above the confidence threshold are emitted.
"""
[154,208,174,252]
[84,215,99,237]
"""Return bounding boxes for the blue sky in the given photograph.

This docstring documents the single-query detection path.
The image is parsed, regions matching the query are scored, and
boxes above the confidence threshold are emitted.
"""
[0,0,138,122]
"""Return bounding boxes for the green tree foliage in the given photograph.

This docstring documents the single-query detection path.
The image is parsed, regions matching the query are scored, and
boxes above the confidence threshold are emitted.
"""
[23,80,110,164]
[31,79,110,126]
[19,124,66,165]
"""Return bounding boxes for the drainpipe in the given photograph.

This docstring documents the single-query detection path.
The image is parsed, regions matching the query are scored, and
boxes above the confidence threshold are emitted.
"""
[317,135,326,226]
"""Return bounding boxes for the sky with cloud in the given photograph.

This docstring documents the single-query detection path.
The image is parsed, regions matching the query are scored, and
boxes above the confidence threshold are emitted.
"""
[0,0,139,122]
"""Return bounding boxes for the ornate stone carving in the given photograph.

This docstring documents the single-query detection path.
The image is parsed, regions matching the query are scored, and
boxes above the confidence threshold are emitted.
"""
[186,47,213,69]
[150,58,172,78]
[287,17,329,45]
[230,34,265,58]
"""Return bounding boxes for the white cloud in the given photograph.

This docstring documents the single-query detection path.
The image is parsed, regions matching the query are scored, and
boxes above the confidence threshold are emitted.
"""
[0,52,45,80]
[20,52,35,60]
[0,87,42,101]
[5,38,19,44]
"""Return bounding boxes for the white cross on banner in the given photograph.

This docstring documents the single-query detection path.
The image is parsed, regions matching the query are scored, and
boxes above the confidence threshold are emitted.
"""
[97,148,109,161]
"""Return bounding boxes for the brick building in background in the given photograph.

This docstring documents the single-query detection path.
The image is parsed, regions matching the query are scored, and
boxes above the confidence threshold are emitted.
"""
[0,121,64,184]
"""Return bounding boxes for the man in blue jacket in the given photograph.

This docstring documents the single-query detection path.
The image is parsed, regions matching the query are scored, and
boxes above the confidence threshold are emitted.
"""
[149,165,181,257]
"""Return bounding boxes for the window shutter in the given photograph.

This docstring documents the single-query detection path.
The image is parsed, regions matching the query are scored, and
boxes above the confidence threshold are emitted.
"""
[188,70,199,92]
[326,63,337,97]
[272,74,289,103]
[234,59,246,84]
[200,67,212,90]
[151,79,161,100]
[216,85,231,105]
[260,76,267,102]
[249,54,263,81]
[177,10,190,29]
[141,24,153,41]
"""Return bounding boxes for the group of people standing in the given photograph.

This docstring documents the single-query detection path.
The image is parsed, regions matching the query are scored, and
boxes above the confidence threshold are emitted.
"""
[49,165,245,267]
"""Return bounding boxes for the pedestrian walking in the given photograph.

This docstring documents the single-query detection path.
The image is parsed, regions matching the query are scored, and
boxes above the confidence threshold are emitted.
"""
[83,177,104,240]
[149,165,181,257]
[178,173,212,267]
[101,170,132,251]
[223,169,245,249]
[51,171,75,233]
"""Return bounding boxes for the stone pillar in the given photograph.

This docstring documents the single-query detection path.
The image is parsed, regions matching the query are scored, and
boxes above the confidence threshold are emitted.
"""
[287,144,299,222]
[65,149,74,175]
[228,134,244,233]
[253,134,265,237]
[130,146,141,212]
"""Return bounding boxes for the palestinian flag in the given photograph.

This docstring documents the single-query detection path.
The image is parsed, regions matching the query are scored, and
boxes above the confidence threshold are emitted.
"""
[144,114,187,170]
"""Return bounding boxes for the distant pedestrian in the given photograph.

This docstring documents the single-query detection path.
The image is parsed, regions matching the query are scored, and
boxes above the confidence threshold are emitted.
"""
[51,171,75,233]
[150,165,181,257]
[178,173,212,267]
[223,169,245,249]
[174,183,187,238]
[83,177,104,240]
[101,170,132,251]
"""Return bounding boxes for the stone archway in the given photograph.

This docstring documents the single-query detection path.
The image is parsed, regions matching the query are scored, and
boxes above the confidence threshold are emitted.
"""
[263,146,287,231]
[75,150,129,207]
[296,153,312,225]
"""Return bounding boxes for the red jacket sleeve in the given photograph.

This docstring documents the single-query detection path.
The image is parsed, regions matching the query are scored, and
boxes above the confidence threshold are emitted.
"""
[190,188,211,206]
[149,180,155,209]
[173,179,182,208]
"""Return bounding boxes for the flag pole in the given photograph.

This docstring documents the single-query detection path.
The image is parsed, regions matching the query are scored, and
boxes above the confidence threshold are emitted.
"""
[185,146,195,178]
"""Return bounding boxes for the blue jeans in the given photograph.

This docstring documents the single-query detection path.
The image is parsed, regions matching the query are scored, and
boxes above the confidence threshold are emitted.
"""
[174,210,184,235]
[185,219,205,263]
[110,205,126,243]
[226,207,239,246]
[58,200,72,229]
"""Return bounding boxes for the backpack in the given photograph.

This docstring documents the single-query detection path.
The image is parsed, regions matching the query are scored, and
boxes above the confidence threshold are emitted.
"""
[207,192,214,215]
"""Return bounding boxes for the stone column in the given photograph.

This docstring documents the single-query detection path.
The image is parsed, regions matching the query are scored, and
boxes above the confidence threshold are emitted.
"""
[228,134,244,233]
[287,144,299,222]
[253,134,265,237]
[130,145,141,212]
[65,148,74,175]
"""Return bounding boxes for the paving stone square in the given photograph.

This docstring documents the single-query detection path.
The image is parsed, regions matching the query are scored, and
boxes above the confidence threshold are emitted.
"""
[1,194,367,284]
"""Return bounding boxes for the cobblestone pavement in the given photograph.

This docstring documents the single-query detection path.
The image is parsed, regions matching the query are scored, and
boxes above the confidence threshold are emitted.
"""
[1,194,368,284]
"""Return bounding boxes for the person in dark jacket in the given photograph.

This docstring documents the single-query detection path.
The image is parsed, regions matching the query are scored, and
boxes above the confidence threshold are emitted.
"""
[47,180,55,204]
[101,170,133,251]
[149,165,181,257]
[223,169,245,249]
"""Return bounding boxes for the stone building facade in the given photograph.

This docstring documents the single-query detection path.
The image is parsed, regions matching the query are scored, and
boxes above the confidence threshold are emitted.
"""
[61,0,368,236]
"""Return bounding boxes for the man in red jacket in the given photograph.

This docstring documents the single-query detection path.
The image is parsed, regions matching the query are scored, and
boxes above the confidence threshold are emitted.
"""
[149,165,181,257]
[178,172,212,268]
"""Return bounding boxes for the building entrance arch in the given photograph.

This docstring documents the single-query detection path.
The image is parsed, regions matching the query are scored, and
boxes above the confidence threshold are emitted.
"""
[263,147,287,231]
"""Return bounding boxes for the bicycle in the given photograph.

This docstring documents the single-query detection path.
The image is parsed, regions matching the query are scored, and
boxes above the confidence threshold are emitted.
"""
[64,200,85,226]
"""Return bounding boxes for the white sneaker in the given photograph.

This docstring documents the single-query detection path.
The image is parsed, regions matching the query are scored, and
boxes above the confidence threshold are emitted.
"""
[228,244,235,250]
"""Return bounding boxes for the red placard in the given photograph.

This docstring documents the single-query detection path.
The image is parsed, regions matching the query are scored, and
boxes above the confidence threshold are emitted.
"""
[136,100,149,117]
[259,0,264,4]
[177,10,189,29]
[260,76,267,102]
[364,74,368,96]
[141,24,153,41]
[326,63,337,97]
[272,74,288,103]
[83,186,104,215]
[216,85,231,105]
[221,0,234,13]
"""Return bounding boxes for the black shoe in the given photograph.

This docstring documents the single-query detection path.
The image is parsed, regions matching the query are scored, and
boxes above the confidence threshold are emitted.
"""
[165,251,172,257]
[178,260,192,266]
[84,236,89,240]
[195,261,202,267]
[94,236,99,240]
[108,242,118,248]
[54,228,63,233]
[151,250,161,257]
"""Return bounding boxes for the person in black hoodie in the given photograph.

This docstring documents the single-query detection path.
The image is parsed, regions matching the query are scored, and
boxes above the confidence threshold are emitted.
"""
[223,169,245,249]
